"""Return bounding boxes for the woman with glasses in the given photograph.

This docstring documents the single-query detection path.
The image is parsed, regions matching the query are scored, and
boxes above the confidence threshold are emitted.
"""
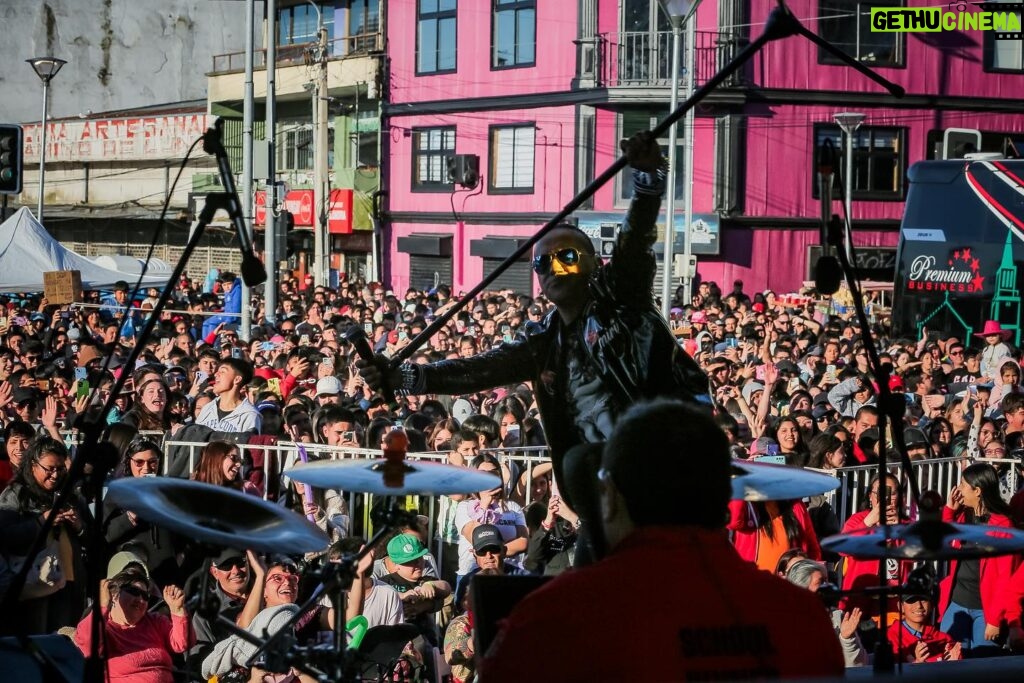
[838,473,913,621]
[74,569,192,683]
[104,437,192,589]
[0,437,86,634]
[203,555,321,682]
[191,440,258,495]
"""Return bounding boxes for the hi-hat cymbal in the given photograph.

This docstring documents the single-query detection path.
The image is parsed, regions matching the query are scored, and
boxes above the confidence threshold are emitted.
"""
[286,459,502,496]
[106,478,330,554]
[821,521,1024,560]
[731,460,840,501]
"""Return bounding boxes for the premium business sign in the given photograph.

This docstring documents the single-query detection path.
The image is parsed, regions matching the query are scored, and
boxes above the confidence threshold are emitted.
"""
[905,247,985,293]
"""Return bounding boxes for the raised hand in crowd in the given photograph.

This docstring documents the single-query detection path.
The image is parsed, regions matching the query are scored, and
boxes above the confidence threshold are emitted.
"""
[838,607,862,640]
[163,584,187,616]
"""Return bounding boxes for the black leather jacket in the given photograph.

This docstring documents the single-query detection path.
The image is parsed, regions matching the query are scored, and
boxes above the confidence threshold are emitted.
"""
[409,172,710,486]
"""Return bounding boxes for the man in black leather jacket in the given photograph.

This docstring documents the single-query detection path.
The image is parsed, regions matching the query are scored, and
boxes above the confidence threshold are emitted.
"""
[360,132,710,556]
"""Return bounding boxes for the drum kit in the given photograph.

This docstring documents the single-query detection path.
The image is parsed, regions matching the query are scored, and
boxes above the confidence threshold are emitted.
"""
[102,440,1024,679]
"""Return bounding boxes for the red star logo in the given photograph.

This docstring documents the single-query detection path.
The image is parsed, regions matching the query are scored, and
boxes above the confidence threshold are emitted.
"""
[972,258,980,271]
[954,250,961,260]
[962,247,972,260]
[971,273,985,291]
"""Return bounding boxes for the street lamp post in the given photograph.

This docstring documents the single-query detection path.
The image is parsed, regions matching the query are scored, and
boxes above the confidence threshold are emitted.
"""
[834,112,864,263]
[657,0,695,319]
[26,57,66,223]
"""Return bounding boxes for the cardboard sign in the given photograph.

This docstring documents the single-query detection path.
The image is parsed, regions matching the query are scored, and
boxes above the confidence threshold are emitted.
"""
[43,271,82,305]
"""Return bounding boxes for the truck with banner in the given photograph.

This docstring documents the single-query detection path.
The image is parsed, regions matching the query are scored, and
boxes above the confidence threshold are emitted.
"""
[892,158,1024,344]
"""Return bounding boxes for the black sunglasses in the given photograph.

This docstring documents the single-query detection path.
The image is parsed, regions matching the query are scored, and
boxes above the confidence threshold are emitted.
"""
[532,248,587,275]
[119,583,148,599]
[216,557,247,571]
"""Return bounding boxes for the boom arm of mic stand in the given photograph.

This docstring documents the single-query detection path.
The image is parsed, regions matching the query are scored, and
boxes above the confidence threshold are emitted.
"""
[387,4,904,371]
[827,213,916,674]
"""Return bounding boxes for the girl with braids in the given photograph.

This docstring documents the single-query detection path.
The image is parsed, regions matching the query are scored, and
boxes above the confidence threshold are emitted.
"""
[727,497,821,573]
[939,463,1020,653]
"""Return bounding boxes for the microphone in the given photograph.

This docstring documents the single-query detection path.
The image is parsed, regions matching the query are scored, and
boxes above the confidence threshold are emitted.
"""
[815,140,841,295]
[202,119,268,288]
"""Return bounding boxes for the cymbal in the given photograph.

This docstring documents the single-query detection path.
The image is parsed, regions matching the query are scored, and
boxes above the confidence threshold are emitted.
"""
[731,460,839,502]
[286,459,502,496]
[821,521,1024,560]
[106,478,330,554]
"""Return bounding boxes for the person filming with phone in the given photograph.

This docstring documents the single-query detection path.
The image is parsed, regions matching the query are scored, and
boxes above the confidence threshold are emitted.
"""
[357,132,710,562]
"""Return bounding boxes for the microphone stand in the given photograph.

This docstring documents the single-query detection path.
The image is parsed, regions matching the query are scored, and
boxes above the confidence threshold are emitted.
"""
[0,141,261,683]
[383,0,904,377]
[825,213,923,673]
[242,499,417,682]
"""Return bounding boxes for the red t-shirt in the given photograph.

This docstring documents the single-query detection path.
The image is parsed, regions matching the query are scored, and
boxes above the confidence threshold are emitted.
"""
[0,460,13,492]
[886,620,956,662]
[481,527,844,681]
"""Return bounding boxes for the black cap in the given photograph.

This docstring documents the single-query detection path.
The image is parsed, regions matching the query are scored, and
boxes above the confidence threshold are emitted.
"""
[903,428,929,449]
[472,524,503,553]
[12,386,39,405]
[212,548,247,569]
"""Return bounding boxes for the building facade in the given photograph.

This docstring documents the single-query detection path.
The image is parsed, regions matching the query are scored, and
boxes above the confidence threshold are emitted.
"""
[383,0,1024,297]
[205,0,384,284]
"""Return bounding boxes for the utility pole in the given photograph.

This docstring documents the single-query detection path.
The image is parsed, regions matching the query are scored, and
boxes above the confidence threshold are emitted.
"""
[313,24,330,288]
[240,0,255,339]
[264,0,278,323]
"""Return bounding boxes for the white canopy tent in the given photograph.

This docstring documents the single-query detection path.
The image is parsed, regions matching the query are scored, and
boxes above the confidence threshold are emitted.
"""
[0,207,170,293]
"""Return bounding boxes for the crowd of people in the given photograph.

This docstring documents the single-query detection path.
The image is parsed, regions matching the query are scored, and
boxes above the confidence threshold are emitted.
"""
[2,132,1024,679]
[0,267,1023,679]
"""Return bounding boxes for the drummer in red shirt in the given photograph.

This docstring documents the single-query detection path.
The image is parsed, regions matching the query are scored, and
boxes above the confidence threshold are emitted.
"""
[482,399,844,681]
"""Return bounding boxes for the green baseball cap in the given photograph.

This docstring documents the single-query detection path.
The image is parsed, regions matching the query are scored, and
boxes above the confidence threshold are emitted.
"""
[387,533,429,565]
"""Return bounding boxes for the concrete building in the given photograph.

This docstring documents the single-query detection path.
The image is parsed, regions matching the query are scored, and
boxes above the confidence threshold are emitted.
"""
[1,0,251,278]
[204,0,384,284]
[383,0,1024,297]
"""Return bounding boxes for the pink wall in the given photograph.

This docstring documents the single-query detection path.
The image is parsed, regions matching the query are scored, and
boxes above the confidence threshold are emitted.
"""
[754,0,1020,99]
[388,106,577,216]
[743,104,1024,220]
[388,221,543,296]
[387,0,579,104]
[696,228,899,295]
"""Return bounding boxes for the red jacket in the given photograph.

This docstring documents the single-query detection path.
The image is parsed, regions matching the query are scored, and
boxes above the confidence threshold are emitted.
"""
[727,500,821,565]
[481,527,844,681]
[886,620,957,663]
[839,509,912,617]
[937,507,1020,628]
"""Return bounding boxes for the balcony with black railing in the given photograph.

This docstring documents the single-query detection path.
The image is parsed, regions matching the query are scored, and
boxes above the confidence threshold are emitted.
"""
[577,29,749,90]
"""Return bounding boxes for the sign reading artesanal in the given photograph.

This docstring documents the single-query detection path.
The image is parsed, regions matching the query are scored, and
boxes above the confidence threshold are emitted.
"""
[21,114,210,163]
[905,247,985,293]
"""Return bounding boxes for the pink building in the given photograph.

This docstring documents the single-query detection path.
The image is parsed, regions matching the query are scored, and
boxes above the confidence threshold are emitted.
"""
[383,0,1024,296]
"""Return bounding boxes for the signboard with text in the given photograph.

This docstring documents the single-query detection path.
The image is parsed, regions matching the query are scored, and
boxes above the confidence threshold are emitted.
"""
[22,114,210,163]
[254,188,353,234]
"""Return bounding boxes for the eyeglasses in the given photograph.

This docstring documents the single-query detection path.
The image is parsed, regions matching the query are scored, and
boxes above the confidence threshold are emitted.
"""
[33,461,67,478]
[949,350,964,356]
[532,248,588,275]
[119,584,149,600]
[902,596,930,605]
[23,355,40,362]
[475,546,502,557]
[130,457,160,470]
[267,572,299,584]
[984,448,1007,457]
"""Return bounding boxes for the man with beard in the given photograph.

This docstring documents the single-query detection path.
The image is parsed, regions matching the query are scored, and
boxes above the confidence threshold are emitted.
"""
[359,132,709,560]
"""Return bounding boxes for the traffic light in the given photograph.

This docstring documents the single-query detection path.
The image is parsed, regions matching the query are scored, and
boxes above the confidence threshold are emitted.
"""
[0,125,23,195]
[446,154,480,189]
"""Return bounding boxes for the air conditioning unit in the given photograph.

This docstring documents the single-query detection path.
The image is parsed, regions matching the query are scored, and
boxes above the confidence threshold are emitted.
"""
[446,154,480,189]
